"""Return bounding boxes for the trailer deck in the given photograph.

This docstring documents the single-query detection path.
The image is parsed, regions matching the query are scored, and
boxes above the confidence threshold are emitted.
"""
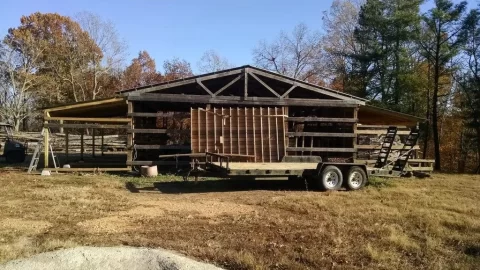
[210,162,319,176]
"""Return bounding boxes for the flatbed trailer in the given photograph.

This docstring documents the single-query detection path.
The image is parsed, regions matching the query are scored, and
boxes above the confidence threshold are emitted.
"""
[167,152,370,191]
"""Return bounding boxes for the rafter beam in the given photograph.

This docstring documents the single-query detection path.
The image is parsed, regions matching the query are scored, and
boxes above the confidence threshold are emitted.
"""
[281,84,297,98]
[213,74,243,96]
[196,79,214,96]
[250,68,366,104]
[248,72,281,98]
[121,69,243,95]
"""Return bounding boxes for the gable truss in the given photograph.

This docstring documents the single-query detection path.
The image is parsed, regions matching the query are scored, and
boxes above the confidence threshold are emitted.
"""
[122,66,365,105]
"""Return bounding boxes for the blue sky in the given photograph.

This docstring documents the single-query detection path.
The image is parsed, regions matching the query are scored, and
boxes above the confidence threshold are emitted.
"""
[1,0,476,73]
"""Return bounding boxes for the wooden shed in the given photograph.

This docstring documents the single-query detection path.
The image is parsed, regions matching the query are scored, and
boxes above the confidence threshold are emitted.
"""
[42,65,426,171]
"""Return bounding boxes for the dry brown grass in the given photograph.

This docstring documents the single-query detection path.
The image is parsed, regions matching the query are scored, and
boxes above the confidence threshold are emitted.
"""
[0,172,479,269]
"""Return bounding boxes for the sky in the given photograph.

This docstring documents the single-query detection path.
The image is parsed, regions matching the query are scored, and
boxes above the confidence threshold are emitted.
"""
[1,0,477,73]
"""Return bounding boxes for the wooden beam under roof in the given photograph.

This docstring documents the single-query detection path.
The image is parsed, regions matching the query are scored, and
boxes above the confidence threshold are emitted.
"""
[248,72,281,98]
[249,68,366,104]
[196,79,214,96]
[127,93,361,107]
[287,117,357,123]
[123,69,243,95]
[45,117,130,123]
[213,74,243,96]
[44,97,126,113]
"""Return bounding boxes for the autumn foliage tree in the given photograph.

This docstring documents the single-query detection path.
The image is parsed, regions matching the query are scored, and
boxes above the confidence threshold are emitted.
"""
[122,51,162,89]
[163,58,193,81]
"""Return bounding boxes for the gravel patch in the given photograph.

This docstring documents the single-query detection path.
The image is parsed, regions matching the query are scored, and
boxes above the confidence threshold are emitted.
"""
[0,246,223,270]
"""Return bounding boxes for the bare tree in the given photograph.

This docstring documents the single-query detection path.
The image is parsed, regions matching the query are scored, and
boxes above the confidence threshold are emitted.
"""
[322,0,364,89]
[75,11,128,100]
[252,23,325,83]
[197,50,233,73]
[0,42,40,131]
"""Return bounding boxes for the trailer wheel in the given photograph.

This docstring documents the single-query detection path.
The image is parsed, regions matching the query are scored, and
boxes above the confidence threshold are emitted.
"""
[346,166,367,190]
[319,165,343,191]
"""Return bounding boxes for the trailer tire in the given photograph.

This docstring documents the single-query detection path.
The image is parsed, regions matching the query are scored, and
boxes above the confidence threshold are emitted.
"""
[346,166,367,191]
[319,165,343,191]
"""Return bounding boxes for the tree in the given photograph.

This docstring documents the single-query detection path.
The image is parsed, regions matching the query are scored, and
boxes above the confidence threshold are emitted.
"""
[197,50,232,73]
[0,41,40,131]
[458,7,480,173]
[5,12,103,104]
[350,0,424,106]
[122,51,162,89]
[74,11,128,99]
[163,58,193,81]
[322,0,364,90]
[419,0,467,171]
[252,23,325,83]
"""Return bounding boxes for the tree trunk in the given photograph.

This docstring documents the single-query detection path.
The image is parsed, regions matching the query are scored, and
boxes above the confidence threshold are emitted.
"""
[476,127,480,174]
[423,65,431,159]
[433,59,441,171]
[458,130,467,173]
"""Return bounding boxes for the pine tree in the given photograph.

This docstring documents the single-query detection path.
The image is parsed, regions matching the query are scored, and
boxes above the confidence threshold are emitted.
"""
[349,0,423,113]
[419,0,467,171]
[459,7,480,173]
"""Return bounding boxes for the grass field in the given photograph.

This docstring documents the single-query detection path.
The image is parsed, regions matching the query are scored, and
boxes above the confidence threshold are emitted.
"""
[0,172,479,269]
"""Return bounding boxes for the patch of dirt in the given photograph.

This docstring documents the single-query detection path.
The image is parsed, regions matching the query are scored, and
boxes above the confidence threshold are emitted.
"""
[77,199,257,234]
[0,218,51,235]
[141,199,258,217]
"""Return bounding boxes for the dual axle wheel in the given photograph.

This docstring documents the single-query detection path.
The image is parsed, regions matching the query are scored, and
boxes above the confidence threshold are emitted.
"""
[317,165,367,191]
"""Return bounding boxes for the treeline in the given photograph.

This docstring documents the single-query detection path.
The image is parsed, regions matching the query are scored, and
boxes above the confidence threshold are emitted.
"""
[0,12,232,132]
[253,0,480,173]
[1,0,479,173]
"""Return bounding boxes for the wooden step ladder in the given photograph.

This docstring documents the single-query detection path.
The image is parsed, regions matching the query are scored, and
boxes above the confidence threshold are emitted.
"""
[374,126,398,168]
[392,127,420,173]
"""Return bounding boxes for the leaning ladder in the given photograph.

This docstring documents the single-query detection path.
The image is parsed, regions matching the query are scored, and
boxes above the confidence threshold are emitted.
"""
[391,127,420,173]
[28,129,60,173]
[374,126,398,168]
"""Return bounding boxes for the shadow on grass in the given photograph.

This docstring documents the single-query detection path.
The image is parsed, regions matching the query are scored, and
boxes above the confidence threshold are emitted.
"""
[125,179,311,194]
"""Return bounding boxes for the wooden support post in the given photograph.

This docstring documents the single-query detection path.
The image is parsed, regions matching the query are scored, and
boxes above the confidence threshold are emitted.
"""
[245,107,248,157]
[275,107,279,161]
[237,107,240,155]
[268,107,271,162]
[59,119,64,134]
[65,131,69,163]
[282,107,287,158]
[126,101,133,169]
[221,107,224,154]
[301,135,305,156]
[214,107,217,152]
[44,126,49,168]
[92,129,96,158]
[206,106,209,152]
[80,129,84,161]
[353,106,359,162]
[253,108,256,162]
[197,107,201,152]
[310,136,314,156]
[101,130,105,156]
[228,107,234,154]
[260,108,264,163]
